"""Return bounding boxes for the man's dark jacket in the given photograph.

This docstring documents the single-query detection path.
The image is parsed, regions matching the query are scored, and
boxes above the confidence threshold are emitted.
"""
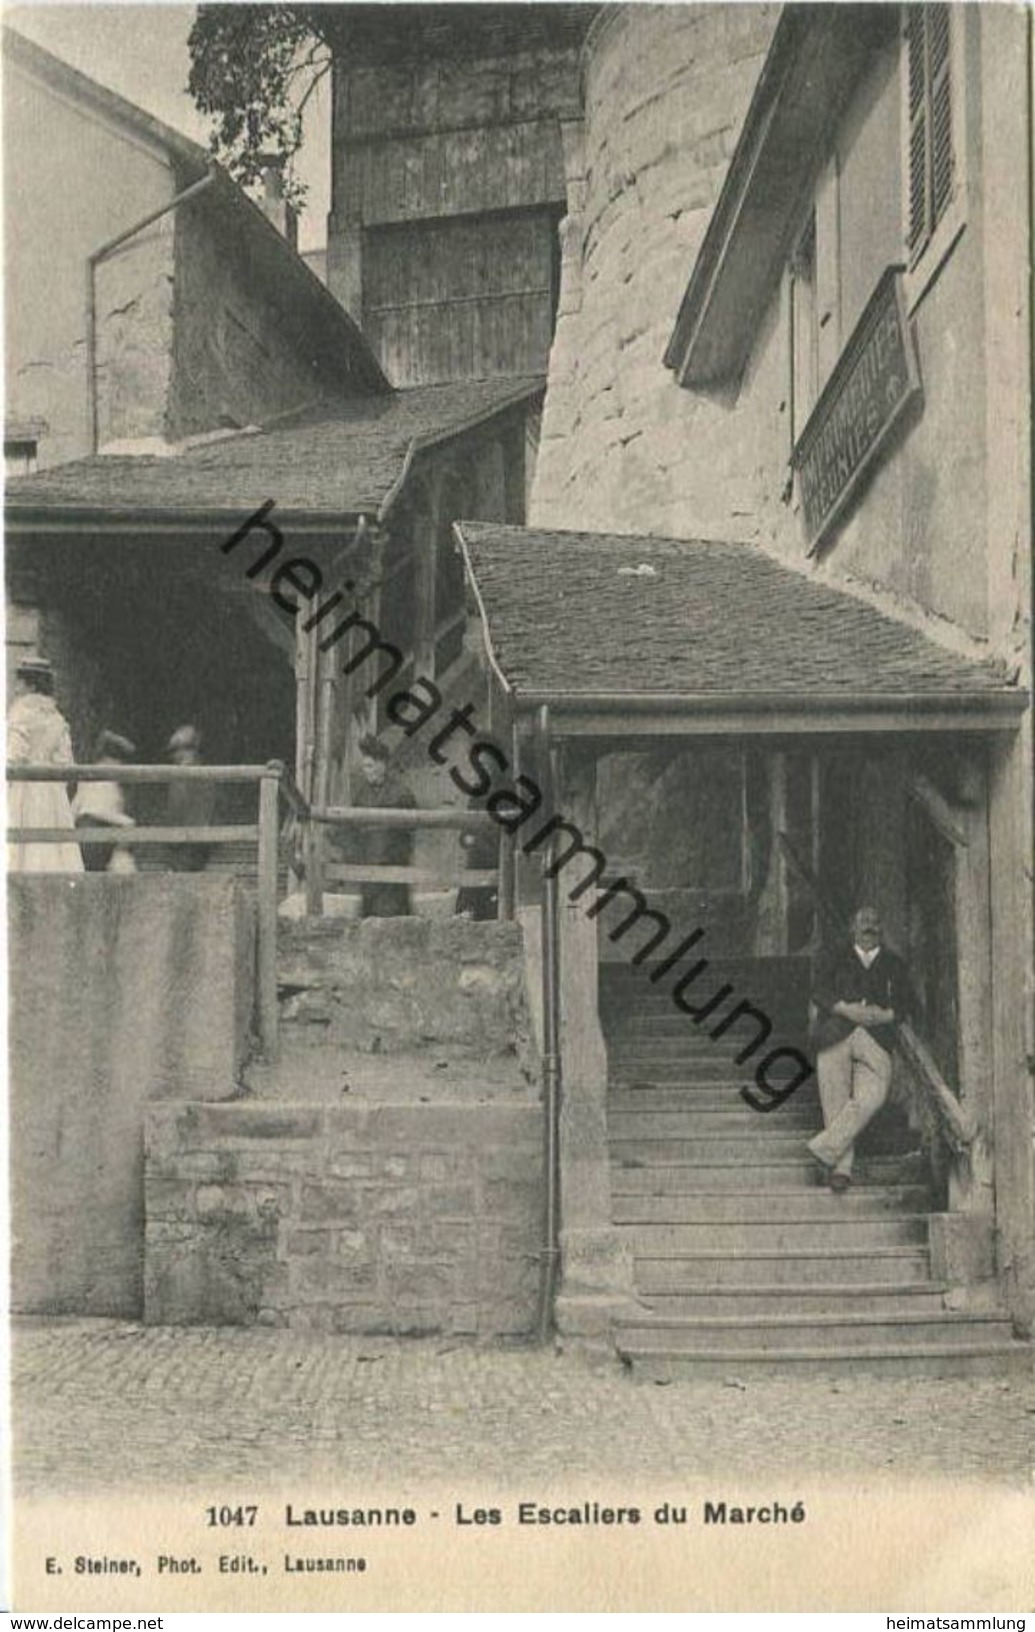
[812,943,915,1055]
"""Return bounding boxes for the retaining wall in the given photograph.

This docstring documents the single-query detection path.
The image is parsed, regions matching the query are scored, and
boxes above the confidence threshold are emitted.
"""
[145,1100,544,1336]
[9,875,255,1316]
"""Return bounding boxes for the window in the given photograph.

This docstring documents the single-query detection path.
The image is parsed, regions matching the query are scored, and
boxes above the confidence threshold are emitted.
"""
[904,4,963,284]
[788,160,839,445]
[5,437,38,477]
[789,213,818,443]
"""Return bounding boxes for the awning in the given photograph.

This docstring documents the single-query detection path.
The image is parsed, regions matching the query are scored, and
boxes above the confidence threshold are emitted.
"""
[455,521,1026,736]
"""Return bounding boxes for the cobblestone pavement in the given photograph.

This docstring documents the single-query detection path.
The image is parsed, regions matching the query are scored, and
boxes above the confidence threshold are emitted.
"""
[12,1318,1035,1496]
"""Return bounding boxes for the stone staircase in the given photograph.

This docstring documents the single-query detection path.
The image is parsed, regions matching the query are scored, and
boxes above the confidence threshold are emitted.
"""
[602,959,1027,1377]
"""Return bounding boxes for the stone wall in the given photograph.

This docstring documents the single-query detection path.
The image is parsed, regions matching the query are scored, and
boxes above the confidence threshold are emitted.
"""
[9,876,255,1317]
[3,38,179,468]
[532,5,1024,656]
[276,917,535,1074]
[532,4,778,538]
[167,196,349,440]
[145,1100,543,1336]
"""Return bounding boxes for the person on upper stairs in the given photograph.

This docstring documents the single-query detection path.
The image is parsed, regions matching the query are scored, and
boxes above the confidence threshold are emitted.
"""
[165,723,216,872]
[807,904,915,1193]
[335,733,417,918]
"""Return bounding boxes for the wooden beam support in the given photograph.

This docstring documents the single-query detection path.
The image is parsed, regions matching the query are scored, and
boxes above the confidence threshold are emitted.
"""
[256,770,280,1058]
[553,744,636,1337]
[908,772,970,849]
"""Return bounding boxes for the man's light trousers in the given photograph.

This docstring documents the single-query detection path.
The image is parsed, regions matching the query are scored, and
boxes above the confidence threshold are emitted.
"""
[807,1025,892,1177]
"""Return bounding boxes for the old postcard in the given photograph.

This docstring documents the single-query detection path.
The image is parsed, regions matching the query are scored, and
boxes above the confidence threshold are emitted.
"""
[5,0,1034,1614]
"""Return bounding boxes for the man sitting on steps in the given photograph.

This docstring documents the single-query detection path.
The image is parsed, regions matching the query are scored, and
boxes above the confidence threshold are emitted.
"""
[807,904,915,1193]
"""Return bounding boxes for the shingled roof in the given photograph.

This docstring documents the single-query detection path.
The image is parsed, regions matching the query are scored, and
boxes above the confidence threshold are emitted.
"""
[456,522,1022,725]
[6,379,543,527]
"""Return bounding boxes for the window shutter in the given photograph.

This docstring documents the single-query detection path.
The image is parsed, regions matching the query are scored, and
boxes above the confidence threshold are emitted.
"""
[905,3,954,262]
[928,5,954,228]
[906,6,929,255]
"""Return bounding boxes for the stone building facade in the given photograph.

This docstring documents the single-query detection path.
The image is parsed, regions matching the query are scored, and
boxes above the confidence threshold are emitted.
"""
[455,3,1033,1365]
[3,25,384,475]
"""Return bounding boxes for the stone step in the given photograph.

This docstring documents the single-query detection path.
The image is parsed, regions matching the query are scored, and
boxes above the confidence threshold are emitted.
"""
[636,1247,932,1289]
[604,1008,807,1031]
[615,1311,1017,1353]
[610,1079,815,1097]
[606,1016,804,1037]
[611,1138,921,1168]
[608,1033,800,1050]
[618,1342,1031,1381]
[608,1110,818,1139]
[611,1158,925,1194]
[608,1063,812,1086]
[611,1187,930,1221]
[620,1216,927,1255]
[610,1115,820,1139]
[612,1153,926,1188]
[611,1134,815,1163]
[602,961,809,983]
[607,1054,796,1076]
[635,1283,950,1317]
[608,1089,820,1115]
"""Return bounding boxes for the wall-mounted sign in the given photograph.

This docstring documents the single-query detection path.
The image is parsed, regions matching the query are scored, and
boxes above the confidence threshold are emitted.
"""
[793,265,922,552]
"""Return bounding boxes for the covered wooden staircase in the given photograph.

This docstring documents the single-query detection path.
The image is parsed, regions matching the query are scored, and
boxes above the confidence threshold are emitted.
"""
[602,959,1027,1377]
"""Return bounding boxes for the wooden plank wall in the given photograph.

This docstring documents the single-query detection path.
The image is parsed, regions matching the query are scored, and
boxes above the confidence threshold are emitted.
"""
[347,121,566,228]
[330,33,580,382]
[363,211,558,384]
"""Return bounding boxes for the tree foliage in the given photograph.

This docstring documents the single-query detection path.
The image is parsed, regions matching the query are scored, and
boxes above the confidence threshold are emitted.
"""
[187,5,339,208]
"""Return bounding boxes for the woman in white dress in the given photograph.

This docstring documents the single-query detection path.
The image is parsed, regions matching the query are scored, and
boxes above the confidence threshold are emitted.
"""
[7,657,83,872]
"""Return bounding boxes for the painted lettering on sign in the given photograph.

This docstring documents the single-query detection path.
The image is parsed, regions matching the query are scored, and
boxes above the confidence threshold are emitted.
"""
[793,266,922,551]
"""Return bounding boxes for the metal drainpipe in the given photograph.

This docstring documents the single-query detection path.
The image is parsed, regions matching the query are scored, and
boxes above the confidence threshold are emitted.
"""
[536,703,562,1343]
[86,166,218,455]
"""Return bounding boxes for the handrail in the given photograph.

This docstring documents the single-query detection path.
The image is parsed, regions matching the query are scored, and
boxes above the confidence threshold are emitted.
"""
[305,801,507,919]
[276,767,311,820]
[325,864,497,886]
[311,805,496,831]
[10,825,258,845]
[895,1020,975,1157]
[7,764,273,782]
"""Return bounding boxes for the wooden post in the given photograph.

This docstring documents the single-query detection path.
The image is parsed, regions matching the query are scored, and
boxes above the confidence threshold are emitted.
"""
[257,769,280,1057]
[808,751,822,951]
[497,826,515,920]
[304,818,324,918]
[496,699,517,920]
[414,485,438,680]
[553,743,635,1337]
[948,752,994,1211]
[755,750,790,955]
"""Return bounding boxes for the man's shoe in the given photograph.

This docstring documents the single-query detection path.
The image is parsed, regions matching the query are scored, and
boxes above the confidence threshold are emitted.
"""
[829,1172,851,1194]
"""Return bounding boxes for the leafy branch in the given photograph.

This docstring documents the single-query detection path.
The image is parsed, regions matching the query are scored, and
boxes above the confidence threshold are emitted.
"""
[186,5,341,210]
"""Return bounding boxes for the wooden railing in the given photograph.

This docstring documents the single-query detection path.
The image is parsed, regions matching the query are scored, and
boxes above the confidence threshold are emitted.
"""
[8,766,514,1054]
[895,1020,976,1160]
[306,803,511,918]
[7,760,305,1058]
